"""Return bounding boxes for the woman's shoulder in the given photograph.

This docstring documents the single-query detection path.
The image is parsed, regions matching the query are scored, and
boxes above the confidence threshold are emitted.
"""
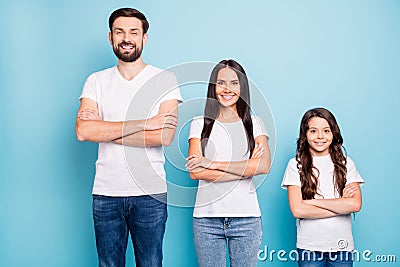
[250,115,263,123]
[191,116,204,122]
[190,116,204,127]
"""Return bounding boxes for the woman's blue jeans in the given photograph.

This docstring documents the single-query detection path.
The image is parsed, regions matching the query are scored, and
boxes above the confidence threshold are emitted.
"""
[193,217,262,267]
[93,193,167,267]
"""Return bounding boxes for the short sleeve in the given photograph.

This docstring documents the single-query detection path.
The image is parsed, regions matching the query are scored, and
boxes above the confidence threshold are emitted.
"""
[79,73,97,102]
[188,117,204,140]
[252,116,268,138]
[281,158,302,190]
[345,157,365,185]
[156,71,183,104]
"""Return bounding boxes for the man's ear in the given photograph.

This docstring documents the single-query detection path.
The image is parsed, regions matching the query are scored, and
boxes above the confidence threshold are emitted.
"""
[108,32,113,45]
[143,33,148,46]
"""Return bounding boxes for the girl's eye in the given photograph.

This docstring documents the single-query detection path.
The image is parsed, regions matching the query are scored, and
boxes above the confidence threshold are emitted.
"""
[324,129,331,133]
[309,130,316,133]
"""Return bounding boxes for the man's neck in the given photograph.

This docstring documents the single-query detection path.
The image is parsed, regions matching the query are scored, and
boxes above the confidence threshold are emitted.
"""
[117,59,147,81]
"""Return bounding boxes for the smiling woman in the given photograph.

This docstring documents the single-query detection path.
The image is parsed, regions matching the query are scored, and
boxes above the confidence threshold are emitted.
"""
[186,59,271,267]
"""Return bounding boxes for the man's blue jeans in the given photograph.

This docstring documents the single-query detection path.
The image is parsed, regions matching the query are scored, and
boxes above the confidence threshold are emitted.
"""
[93,193,167,267]
[193,217,262,267]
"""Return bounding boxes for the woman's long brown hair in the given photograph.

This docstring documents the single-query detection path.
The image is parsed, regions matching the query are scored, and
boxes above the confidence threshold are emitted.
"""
[296,108,347,199]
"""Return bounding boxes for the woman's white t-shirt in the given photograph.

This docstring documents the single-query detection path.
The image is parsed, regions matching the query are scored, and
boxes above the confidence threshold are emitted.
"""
[188,116,268,217]
[281,154,364,252]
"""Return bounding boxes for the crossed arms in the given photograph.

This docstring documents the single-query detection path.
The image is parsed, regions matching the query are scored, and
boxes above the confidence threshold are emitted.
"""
[287,183,362,219]
[75,97,179,147]
[186,135,271,183]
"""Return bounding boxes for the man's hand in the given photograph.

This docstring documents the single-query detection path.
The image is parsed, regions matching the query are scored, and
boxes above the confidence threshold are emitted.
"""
[77,109,102,121]
[144,113,178,131]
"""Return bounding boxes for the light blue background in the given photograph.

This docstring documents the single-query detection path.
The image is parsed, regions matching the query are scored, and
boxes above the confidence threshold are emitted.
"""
[1,0,399,266]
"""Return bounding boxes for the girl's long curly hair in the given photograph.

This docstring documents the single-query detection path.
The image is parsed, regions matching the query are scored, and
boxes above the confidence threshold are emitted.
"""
[296,108,347,200]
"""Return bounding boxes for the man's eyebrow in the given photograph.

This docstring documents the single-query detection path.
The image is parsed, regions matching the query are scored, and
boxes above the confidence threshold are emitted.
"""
[113,27,140,31]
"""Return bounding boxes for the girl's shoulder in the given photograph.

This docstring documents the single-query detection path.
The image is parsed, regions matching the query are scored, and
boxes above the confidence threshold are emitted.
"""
[345,156,357,168]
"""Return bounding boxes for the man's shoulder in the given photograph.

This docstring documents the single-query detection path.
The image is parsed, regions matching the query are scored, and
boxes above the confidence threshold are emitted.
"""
[145,65,176,80]
[89,66,116,78]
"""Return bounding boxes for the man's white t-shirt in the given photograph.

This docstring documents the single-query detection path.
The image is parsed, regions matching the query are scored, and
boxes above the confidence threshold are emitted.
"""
[281,154,364,252]
[79,65,182,196]
[188,116,268,217]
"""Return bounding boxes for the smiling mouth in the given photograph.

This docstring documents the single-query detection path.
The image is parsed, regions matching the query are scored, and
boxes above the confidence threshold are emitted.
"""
[314,141,326,146]
[221,94,235,101]
[119,43,135,50]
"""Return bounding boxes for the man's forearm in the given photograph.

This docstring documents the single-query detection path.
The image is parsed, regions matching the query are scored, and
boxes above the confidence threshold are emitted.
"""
[76,119,145,143]
[112,128,176,147]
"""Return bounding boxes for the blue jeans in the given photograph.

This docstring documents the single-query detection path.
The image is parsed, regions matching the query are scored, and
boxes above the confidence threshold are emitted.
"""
[297,248,353,267]
[193,217,262,267]
[93,193,167,267]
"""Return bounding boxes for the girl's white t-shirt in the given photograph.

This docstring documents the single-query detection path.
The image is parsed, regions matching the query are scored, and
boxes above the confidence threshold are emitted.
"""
[188,116,268,217]
[281,154,364,252]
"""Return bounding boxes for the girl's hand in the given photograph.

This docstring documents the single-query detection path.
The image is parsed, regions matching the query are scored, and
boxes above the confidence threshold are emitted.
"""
[342,184,358,198]
[251,143,265,158]
[186,154,217,171]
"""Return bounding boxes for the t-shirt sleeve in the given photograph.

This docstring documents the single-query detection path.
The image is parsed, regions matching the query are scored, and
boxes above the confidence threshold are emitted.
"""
[79,73,97,102]
[157,71,183,104]
[252,116,268,138]
[345,157,365,185]
[281,158,302,190]
[188,117,203,140]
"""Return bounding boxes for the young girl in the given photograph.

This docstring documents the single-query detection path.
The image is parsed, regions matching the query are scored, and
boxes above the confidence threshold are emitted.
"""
[281,107,364,267]
[186,59,271,267]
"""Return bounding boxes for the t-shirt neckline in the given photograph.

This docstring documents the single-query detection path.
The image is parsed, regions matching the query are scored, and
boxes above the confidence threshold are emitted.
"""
[114,64,151,83]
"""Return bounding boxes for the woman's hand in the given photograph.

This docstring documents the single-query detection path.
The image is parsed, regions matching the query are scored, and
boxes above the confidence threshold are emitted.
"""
[185,154,217,171]
[251,143,265,158]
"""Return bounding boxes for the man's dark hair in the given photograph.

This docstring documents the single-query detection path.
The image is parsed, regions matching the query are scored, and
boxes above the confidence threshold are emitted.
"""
[109,8,149,34]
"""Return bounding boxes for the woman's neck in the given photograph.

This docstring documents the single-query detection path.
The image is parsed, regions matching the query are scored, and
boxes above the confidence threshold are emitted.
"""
[217,105,240,122]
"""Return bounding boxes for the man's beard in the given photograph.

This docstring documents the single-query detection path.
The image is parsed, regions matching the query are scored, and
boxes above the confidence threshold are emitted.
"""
[113,41,143,62]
